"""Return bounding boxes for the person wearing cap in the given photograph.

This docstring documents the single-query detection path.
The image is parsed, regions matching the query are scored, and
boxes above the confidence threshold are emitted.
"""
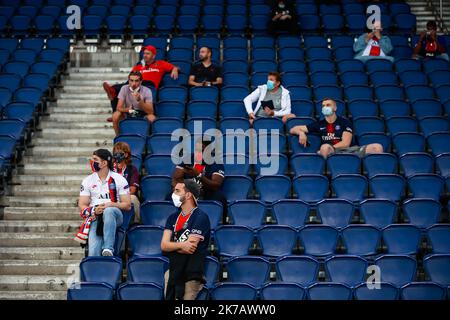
[112,70,155,135]
[188,47,223,87]
[76,149,131,257]
[353,21,394,63]
[161,179,211,300]
[103,44,180,121]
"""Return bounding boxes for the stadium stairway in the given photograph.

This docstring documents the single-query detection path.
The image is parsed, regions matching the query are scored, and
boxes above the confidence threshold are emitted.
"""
[0,67,128,299]
[407,0,447,32]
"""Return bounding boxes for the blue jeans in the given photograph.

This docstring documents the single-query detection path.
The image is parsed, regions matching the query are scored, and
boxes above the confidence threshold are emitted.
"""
[88,207,123,256]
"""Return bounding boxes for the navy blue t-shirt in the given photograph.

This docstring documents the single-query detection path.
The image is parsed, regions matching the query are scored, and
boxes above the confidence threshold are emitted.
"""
[177,154,225,186]
[306,116,353,146]
[164,207,211,255]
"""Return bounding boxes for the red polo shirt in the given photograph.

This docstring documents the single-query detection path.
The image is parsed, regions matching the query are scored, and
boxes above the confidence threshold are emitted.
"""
[131,60,175,89]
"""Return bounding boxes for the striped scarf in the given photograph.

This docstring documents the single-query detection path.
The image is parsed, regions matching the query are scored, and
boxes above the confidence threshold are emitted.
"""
[74,176,119,245]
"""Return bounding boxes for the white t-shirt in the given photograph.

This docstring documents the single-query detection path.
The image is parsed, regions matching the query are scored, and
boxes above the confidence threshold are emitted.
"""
[80,171,130,206]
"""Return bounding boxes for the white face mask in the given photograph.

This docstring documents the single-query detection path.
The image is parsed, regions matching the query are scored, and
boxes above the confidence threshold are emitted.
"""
[171,193,183,208]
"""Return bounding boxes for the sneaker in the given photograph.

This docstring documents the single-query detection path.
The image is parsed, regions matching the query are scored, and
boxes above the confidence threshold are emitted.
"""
[102,249,113,257]
[103,82,116,100]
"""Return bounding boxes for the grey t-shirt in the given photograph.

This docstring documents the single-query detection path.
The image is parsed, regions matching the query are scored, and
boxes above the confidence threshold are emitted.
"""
[118,85,153,111]
[256,87,283,117]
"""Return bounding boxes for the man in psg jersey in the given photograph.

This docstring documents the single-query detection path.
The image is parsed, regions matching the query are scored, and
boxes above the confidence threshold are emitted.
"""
[161,179,211,300]
[290,98,384,158]
[102,45,180,120]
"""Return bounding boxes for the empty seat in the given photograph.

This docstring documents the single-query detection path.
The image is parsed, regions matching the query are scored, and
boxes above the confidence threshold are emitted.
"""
[392,133,425,155]
[386,117,418,135]
[221,175,252,202]
[360,199,397,229]
[354,282,399,300]
[293,174,329,203]
[331,174,368,202]
[369,174,406,202]
[406,85,435,103]
[428,132,450,156]
[317,199,354,229]
[436,153,450,176]
[276,255,319,286]
[117,283,163,300]
[399,153,434,177]
[127,256,168,286]
[291,154,325,176]
[380,100,411,118]
[326,154,361,178]
[272,199,310,229]
[423,254,450,287]
[419,117,448,137]
[79,256,122,288]
[299,225,339,257]
[363,153,398,178]
[348,99,378,118]
[211,283,257,300]
[229,200,266,229]
[371,71,398,87]
[383,224,421,255]
[407,174,444,200]
[375,255,417,287]
[307,283,352,300]
[151,118,182,135]
[402,198,442,230]
[427,224,450,254]
[214,225,254,257]
[257,225,297,257]
[147,134,179,156]
[401,282,446,300]
[119,118,150,136]
[127,225,163,257]
[375,86,404,102]
[227,256,270,288]
[260,283,306,300]
[67,282,114,300]
[325,255,368,286]
[255,175,291,203]
[342,225,381,256]
[140,201,175,227]
[113,134,146,158]
[141,175,172,201]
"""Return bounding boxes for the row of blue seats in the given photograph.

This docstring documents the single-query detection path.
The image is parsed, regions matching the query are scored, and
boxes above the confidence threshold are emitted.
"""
[68,280,450,300]
[139,173,449,203]
[139,197,448,230]
[70,253,450,291]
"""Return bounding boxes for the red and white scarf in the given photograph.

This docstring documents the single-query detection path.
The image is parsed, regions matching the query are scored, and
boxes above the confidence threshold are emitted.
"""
[362,36,386,57]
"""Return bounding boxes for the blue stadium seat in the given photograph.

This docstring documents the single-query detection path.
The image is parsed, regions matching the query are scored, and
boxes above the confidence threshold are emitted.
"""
[30,62,58,79]
[380,100,411,118]
[130,15,151,36]
[436,153,450,177]
[278,35,302,49]
[282,72,308,87]
[375,86,404,102]
[106,15,127,36]
[140,201,175,227]
[13,49,37,66]
[307,47,332,61]
[420,117,448,136]
[366,60,393,74]
[395,59,421,73]
[423,59,450,74]
[225,15,248,34]
[311,71,338,87]
[223,72,248,86]
[257,225,297,257]
[80,256,122,288]
[326,154,361,178]
[296,3,317,15]
[386,117,418,135]
[291,154,325,176]
[127,256,168,286]
[250,15,270,34]
[0,135,17,161]
[0,74,21,93]
[346,13,366,34]
[227,256,270,288]
[204,256,220,288]
[155,101,184,118]
[220,118,250,132]
[401,282,446,300]
[331,174,368,202]
[299,15,320,33]
[114,134,146,158]
[222,154,250,176]
[272,199,310,229]
[285,115,315,131]
[127,225,164,256]
[154,15,175,34]
[260,283,306,300]
[341,71,369,87]
[317,199,354,229]
[0,119,26,142]
[406,85,435,103]
[151,118,182,135]
[221,175,252,203]
[255,175,291,203]
[276,255,319,286]
[342,225,381,256]
[427,224,450,254]
[10,15,32,36]
[371,71,399,87]
[344,85,373,102]
[325,255,368,286]
[360,199,397,229]
[117,283,163,300]
[203,5,223,16]
[255,154,288,176]
[196,201,222,232]
[67,282,114,300]
[383,224,421,255]
[186,101,217,119]
[3,61,29,78]
[337,59,365,74]
[141,175,172,201]
[407,174,444,200]
[144,154,176,176]
[228,200,266,229]
[307,283,352,300]
[399,152,434,178]
[394,13,416,34]
[309,59,334,73]
[403,199,441,229]
[293,174,329,203]
[375,255,417,287]
[423,254,450,286]
[211,283,257,300]
[221,86,248,102]
[286,86,312,101]
[369,174,406,202]
[119,118,150,136]
[348,99,378,118]
[314,85,343,102]
[399,71,428,87]
[322,14,344,34]
[299,225,339,257]
[392,132,425,155]
[354,282,399,300]
[428,132,450,155]
[146,134,179,156]
[214,225,254,257]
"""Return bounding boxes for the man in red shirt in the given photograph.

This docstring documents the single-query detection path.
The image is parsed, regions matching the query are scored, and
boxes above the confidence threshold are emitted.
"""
[103,45,180,121]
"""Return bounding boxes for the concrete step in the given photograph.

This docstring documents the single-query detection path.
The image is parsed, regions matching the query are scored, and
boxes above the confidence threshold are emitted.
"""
[0,290,67,300]
[0,221,80,233]
[62,86,106,94]
[0,260,80,276]
[39,130,114,140]
[50,107,112,114]
[0,232,78,247]
[70,67,130,73]
[63,79,122,87]
[29,146,103,157]
[12,174,85,185]
[3,207,79,221]
[68,72,128,80]
[0,275,73,291]
[47,113,113,122]
[4,196,78,207]
[12,184,81,196]
[54,99,111,108]
[22,156,92,164]
[31,138,112,148]
[0,247,84,261]
[40,121,113,129]
[58,93,112,100]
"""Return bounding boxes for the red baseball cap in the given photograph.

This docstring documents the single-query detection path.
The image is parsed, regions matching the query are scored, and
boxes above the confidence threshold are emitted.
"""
[141,45,157,56]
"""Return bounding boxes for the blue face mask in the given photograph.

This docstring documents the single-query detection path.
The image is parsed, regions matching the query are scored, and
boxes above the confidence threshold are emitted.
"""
[266,80,275,91]
[322,106,334,116]
[90,160,101,172]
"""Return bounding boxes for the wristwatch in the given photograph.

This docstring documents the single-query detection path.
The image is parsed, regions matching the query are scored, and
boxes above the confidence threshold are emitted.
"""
[197,172,203,179]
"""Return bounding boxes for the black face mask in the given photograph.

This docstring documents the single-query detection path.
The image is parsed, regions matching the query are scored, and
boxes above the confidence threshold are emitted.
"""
[113,152,126,163]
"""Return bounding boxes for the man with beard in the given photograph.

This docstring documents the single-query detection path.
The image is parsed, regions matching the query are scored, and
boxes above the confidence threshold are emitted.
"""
[188,47,223,87]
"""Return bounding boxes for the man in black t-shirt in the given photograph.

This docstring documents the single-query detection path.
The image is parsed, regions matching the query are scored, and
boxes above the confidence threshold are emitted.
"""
[290,98,384,158]
[188,47,223,87]
[161,179,211,300]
